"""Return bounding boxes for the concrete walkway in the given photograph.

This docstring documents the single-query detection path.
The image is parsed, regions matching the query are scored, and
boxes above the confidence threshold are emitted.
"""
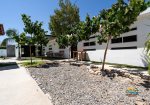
[0,65,53,105]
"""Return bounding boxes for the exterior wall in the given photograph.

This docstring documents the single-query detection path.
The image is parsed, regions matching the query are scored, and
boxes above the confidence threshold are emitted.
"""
[6,39,19,57]
[45,39,70,58]
[77,14,150,67]
[0,49,7,57]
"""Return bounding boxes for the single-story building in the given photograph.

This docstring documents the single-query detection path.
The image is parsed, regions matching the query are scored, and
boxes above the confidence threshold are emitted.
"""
[0,47,7,57]
[77,7,150,67]
[45,7,150,67]
[6,35,50,58]
[43,36,71,58]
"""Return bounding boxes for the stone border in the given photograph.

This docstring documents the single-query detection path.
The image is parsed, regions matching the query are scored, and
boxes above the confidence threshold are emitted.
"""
[87,64,150,80]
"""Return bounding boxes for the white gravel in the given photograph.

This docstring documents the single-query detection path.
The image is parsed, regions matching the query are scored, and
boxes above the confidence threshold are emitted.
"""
[28,63,150,105]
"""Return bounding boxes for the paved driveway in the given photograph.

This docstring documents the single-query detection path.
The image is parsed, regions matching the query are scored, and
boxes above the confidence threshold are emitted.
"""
[0,65,53,105]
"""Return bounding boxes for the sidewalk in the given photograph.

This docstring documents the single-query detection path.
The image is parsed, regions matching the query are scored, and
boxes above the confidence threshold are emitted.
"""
[0,65,53,105]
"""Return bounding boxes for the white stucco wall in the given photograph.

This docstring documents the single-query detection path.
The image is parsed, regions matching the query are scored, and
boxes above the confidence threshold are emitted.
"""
[77,13,150,67]
[6,39,19,57]
[45,39,70,58]
[0,49,7,57]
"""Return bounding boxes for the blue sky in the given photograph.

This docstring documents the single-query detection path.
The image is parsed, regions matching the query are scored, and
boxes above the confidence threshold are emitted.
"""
[0,0,118,42]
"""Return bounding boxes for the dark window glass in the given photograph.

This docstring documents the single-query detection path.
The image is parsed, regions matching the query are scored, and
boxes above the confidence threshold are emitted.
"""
[49,48,52,50]
[90,41,96,46]
[123,35,137,42]
[111,46,137,50]
[111,38,122,44]
[90,36,96,39]
[130,27,137,31]
[83,42,89,46]
[84,49,96,51]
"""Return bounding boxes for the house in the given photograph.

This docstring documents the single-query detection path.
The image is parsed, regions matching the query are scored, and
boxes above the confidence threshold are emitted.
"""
[77,7,150,67]
[44,36,70,58]
[0,47,6,57]
[6,35,51,58]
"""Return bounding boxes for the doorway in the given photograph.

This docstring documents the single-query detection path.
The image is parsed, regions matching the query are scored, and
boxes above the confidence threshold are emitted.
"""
[71,45,77,58]
[7,45,16,57]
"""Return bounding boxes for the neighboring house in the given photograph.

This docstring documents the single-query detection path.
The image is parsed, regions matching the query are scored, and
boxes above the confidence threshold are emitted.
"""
[6,38,19,57]
[78,7,150,67]
[0,47,7,57]
[44,36,70,58]
[6,35,51,58]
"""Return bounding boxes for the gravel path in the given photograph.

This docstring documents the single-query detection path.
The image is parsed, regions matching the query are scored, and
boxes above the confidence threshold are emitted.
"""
[28,62,150,105]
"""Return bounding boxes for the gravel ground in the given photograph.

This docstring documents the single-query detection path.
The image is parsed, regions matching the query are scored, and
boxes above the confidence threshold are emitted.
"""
[28,62,150,105]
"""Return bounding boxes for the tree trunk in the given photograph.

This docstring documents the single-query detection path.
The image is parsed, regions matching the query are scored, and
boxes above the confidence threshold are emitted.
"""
[18,44,21,60]
[101,36,111,70]
[30,34,33,64]
[41,44,43,60]
[69,47,71,59]
[30,45,32,64]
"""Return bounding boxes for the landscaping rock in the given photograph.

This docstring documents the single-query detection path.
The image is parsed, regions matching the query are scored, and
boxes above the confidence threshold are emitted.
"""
[28,63,150,105]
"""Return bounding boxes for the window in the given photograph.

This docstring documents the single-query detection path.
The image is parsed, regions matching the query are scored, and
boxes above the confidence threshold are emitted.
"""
[111,38,122,44]
[123,35,137,43]
[130,27,137,31]
[49,45,52,50]
[83,42,89,46]
[84,49,96,51]
[90,36,96,39]
[111,46,137,50]
[83,41,96,46]
[90,42,96,46]
[49,48,52,50]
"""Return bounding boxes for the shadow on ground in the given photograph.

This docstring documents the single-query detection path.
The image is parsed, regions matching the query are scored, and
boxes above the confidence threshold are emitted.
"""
[36,62,60,68]
[140,81,150,89]
[0,62,19,71]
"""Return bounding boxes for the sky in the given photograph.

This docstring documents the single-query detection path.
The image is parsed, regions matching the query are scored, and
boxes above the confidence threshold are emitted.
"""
[0,0,119,42]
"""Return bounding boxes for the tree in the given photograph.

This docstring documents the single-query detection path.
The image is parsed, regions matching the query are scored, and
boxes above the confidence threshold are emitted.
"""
[56,14,100,48]
[22,14,49,63]
[6,29,26,59]
[22,14,37,64]
[98,0,148,70]
[1,38,10,46]
[49,0,80,45]
[145,33,150,75]
[35,30,49,57]
[75,14,100,41]
[57,0,149,70]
